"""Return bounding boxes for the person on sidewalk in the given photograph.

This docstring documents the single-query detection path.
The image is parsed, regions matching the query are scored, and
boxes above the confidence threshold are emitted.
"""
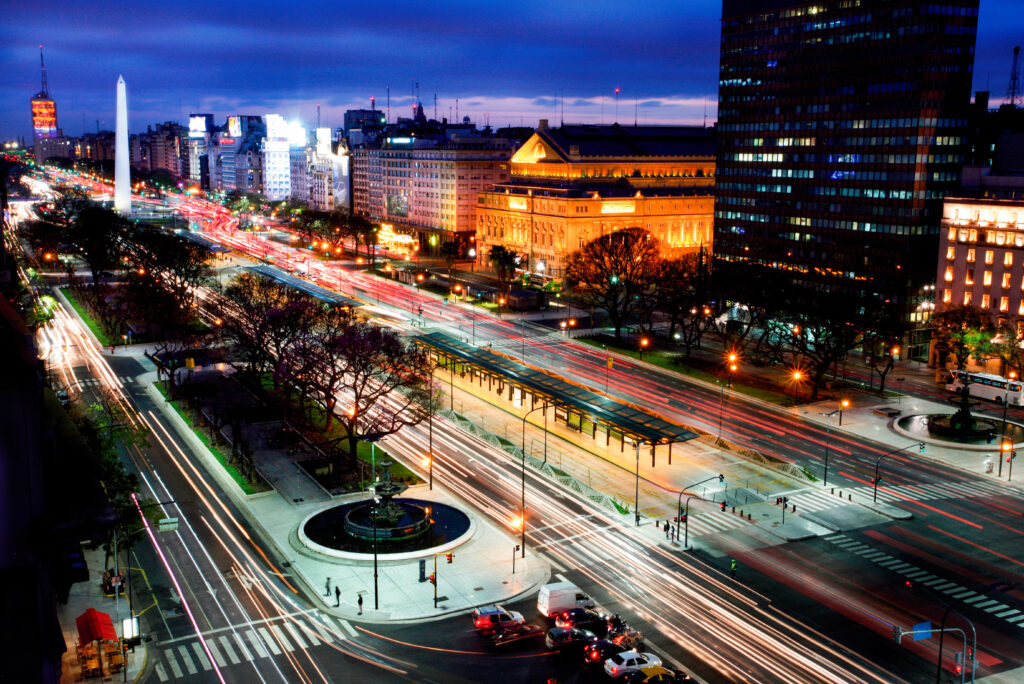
[334,586,340,607]
[324,577,331,597]
[358,594,363,615]
[730,559,737,578]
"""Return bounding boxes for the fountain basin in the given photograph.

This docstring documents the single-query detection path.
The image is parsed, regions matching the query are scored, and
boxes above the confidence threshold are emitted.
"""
[298,498,473,560]
[894,414,1024,451]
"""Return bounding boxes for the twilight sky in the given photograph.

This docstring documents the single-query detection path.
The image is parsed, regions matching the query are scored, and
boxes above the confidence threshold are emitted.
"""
[2,0,1023,139]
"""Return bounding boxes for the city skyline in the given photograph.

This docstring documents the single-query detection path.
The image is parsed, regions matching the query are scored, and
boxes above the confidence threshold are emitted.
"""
[3,0,1023,139]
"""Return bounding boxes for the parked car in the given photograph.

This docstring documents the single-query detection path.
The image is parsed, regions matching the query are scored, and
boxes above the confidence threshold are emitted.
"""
[472,605,525,636]
[553,608,607,635]
[488,624,545,649]
[604,650,663,679]
[544,627,598,653]
[582,639,627,668]
[622,664,692,683]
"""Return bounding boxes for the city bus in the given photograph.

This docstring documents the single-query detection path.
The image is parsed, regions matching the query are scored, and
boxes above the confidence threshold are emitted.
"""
[945,369,1024,405]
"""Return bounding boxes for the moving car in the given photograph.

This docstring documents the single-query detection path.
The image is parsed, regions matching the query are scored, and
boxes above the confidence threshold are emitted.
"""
[544,627,598,653]
[622,665,692,683]
[582,639,626,668]
[472,605,525,636]
[537,581,595,617]
[488,624,545,649]
[604,650,663,679]
[553,608,607,635]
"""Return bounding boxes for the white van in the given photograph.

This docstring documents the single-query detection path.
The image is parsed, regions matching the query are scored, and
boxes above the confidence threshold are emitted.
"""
[537,581,595,617]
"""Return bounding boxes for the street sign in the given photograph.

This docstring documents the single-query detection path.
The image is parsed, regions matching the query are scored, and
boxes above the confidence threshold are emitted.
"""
[912,621,932,640]
[607,357,613,369]
[158,517,179,532]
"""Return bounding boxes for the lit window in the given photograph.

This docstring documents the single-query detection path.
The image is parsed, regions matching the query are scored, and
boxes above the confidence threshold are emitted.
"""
[981,294,991,308]
[943,289,952,303]
[964,292,973,305]
[1004,273,1013,289]
[985,251,994,264]
[967,249,975,262]
[945,246,955,260]
[944,267,954,282]
[1001,297,1010,311]
[966,270,974,285]
[984,271,993,286]
[970,230,978,241]
[1006,252,1014,266]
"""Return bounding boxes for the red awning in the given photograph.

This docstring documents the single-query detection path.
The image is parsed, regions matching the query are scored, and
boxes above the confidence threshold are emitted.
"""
[76,608,117,643]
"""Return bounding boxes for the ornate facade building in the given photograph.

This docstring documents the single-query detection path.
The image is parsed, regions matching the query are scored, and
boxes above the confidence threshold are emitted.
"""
[475,122,715,280]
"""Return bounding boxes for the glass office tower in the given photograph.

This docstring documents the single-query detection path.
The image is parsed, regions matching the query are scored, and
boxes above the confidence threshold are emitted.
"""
[715,0,979,320]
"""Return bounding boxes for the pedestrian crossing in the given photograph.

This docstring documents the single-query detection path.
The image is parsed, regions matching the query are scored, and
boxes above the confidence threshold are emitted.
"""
[784,478,1019,513]
[73,375,136,388]
[824,533,1024,629]
[151,615,356,681]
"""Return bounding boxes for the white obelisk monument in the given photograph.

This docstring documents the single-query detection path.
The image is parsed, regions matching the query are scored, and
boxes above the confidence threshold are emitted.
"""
[114,75,131,214]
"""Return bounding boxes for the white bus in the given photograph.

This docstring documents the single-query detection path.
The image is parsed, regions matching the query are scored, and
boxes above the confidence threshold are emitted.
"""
[945,370,1024,405]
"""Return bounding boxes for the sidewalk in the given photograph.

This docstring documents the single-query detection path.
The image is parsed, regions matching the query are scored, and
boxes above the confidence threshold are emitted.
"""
[58,547,147,684]
[141,371,551,624]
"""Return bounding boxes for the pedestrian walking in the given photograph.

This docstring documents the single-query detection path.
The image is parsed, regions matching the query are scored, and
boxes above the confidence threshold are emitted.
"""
[334,586,340,607]
[324,577,331,596]
[110,345,115,354]
[730,559,737,578]
[665,524,670,539]
[358,594,364,615]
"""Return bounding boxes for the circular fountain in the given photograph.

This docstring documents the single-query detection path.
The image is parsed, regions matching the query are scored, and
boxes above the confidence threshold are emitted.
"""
[298,457,471,558]
[892,382,1024,450]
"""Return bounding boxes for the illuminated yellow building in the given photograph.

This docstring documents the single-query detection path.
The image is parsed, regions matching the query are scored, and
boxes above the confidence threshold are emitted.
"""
[476,121,715,279]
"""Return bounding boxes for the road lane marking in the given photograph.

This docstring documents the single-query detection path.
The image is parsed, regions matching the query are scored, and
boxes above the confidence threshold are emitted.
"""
[983,603,1009,613]
[205,638,226,667]
[996,609,1020,619]
[163,650,182,679]
[154,661,169,681]
[270,624,296,651]
[283,621,308,649]
[337,618,358,638]
[191,642,212,670]
[257,627,281,655]
[219,635,240,664]
[232,632,254,661]
[177,646,197,675]
[247,629,270,658]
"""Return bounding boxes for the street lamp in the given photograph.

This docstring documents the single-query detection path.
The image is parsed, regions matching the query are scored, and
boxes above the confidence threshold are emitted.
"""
[1001,441,1017,482]
[839,397,850,425]
[371,495,380,610]
[822,407,843,486]
[791,370,803,401]
[632,439,647,527]
[520,401,548,558]
[639,337,649,361]
[999,371,1018,478]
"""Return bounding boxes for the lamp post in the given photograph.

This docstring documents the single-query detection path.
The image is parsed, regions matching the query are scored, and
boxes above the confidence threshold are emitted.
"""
[873,442,925,502]
[639,336,649,361]
[999,371,1018,477]
[792,370,803,401]
[371,495,380,610]
[676,474,724,546]
[428,374,434,490]
[822,407,842,487]
[520,401,548,558]
[839,397,850,426]
[633,440,645,526]
[1001,441,1016,482]
[717,380,726,442]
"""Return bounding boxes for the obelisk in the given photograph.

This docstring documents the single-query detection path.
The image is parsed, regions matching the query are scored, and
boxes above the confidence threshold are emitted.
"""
[114,75,131,214]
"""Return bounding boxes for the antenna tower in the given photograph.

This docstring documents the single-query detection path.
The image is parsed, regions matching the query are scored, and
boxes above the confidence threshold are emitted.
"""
[39,45,49,96]
[1008,46,1022,107]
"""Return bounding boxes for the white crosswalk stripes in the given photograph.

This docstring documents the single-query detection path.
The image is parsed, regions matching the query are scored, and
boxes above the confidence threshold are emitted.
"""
[74,376,136,387]
[788,478,1019,511]
[152,616,356,680]
[824,534,1023,629]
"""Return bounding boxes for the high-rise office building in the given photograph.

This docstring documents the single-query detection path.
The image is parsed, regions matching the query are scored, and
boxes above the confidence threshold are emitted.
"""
[31,47,62,164]
[715,0,979,321]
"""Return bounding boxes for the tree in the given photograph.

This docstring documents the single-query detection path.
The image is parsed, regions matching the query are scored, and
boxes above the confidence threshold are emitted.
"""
[69,206,127,287]
[488,245,520,302]
[992,321,1024,379]
[862,306,910,394]
[330,321,434,468]
[652,254,710,357]
[441,240,461,293]
[563,228,661,339]
[49,184,90,228]
[126,226,213,310]
[217,273,298,378]
[931,306,996,370]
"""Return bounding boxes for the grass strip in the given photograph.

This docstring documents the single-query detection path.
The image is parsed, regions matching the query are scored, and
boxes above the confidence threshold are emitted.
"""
[59,287,112,346]
[155,382,266,494]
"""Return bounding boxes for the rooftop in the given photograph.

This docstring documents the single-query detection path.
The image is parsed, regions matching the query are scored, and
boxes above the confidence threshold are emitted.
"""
[537,123,715,160]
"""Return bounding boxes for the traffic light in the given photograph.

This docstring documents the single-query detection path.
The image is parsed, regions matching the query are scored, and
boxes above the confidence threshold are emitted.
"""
[610,274,619,284]
[445,552,453,564]
[918,442,926,453]
[679,514,687,524]
[719,474,725,483]
[428,573,436,585]
[720,501,726,512]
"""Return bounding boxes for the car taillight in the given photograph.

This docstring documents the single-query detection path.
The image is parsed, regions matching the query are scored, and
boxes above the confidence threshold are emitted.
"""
[610,667,618,675]
[590,651,600,660]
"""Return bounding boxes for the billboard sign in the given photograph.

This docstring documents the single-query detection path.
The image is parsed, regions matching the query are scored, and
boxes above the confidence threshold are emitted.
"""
[386,194,408,218]
[227,116,242,137]
[189,115,208,138]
